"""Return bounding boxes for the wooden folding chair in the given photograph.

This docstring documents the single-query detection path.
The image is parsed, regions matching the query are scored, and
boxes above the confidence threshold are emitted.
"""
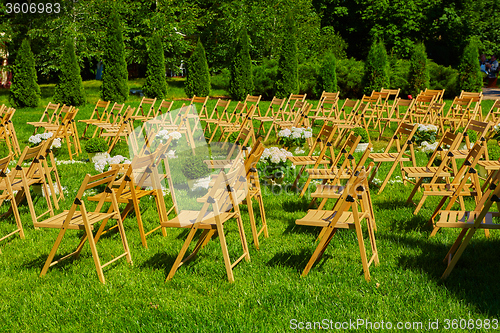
[403,130,463,214]
[432,169,500,279]
[368,122,418,194]
[162,163,250,282]
[449,119,491,166]
[423,88,445,103]
[27,102,61,135]
[42,108,82,160]
[295,167,379,281]
[308,94,340,126]
[424,143,485,228]
[218,105,257,144]
[131,97,157,125]
[203,98,231,135]
[35,168,132,284]
[209,101,247,143]
[299,132,362,197]
[0,154,24,247]
[484,99,500,125]
[0,107,21,156]
[79,99,110,138]
[288,123,337,190]
[254,97,286,142]
[189,95,209,133]
[378,98,415,140]
[88,151,167,248]
[244,94,262,117]
[459,91,483,121]
[3,141,55,225]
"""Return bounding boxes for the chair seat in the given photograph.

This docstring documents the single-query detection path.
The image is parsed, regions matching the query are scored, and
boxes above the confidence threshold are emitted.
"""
[160,210,235,228]
[369,152,409,161]
[88,188,155,204]
[478,160,500,170]
[296,209,369,228]
[402,166,450,178]
[288,156,331,165]
[305,167,350,179]
[436,210,500,229]
[33,211,118,230]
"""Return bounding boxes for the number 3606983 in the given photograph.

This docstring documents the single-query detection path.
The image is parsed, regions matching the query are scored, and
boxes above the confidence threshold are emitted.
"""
[6,2,61,14]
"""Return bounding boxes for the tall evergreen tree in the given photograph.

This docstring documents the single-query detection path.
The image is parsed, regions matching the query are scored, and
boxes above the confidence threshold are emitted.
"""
[408,43,430,96]
[458,38,483,92]
[274,11,298,98]
[316,52,338,94]
[142,33,168,99]
[362,39,390,95]
[10,38,40,107]
[101,8,128,103]
[184,39,211,98]
[54,38,86,106]
[229,28,254,101]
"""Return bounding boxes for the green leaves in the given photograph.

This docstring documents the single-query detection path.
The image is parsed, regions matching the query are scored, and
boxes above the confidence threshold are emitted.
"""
[142,33,168,100]
[184,39,211,98]
[229,28,254,101]
[54,38,86,106]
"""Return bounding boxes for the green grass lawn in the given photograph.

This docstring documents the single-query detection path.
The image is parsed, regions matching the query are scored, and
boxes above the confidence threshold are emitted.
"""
[0,81,499,332]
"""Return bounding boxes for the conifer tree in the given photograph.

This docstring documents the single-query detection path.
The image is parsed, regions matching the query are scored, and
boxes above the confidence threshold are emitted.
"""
[362,39,390,95]
[229,28,253,101]
[458,38,483,92]
[408,43,430,96]
[274,12,298,98]
[10,38,40,107]
[142,33,168,99]
[317,52,338,94]
[54,38,86,106]
[101,9,128,103]
[184,39,210,98]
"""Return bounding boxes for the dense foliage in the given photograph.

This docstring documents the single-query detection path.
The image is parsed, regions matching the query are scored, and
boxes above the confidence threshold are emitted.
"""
[184,39,211,98]
[229,28,254,101]
[101,9,129,103]
[53,38,86,106]
[408,43,430,97]
[458,38,483,93]
[316,52,338,95]
[9,39,40,107]
[142,33,168,100]
[274,12,299,98]
[362,39,390,95]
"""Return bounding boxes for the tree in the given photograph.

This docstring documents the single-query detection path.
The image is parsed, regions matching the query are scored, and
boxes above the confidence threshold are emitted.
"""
[184,39,211,98]
[275,11,298,98]
[101,8,128,103]
[458,38,483,92]
[316,52,338,94]
[229,28,254,101]
[142,33,168,99]
[362,39,390,95]
[408,43,429,96]
[9,38,40,107]
[53,38,86,106]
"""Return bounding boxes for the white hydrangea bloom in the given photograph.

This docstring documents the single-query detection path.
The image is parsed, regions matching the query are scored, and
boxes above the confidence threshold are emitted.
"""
[40,132,53,140]
[303,128,313,138]
[278,128,292,138]
[169,131,182,140]
[51,138,62,149]
[28,135,42,145]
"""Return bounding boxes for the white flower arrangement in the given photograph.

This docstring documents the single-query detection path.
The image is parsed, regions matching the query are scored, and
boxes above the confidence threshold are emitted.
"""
[278,127,312,148]
[29,132,58,147]
[155,130,182,143]
[419,141,439,153]
[261,147,293,165]
[93,153,131,173]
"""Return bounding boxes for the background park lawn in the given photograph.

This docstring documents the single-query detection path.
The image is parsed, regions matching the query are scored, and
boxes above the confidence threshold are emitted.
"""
[0,80,499,332]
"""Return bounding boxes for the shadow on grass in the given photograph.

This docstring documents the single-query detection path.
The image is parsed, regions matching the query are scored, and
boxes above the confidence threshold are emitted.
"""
[389,232,500,316]
[267,250,332,273]
[138,251,178,271]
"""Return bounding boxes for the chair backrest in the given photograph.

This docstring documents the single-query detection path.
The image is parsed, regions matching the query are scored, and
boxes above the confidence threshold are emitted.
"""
[423,88,445,102]
[332,132,362,171]
[425,130,462,168]
[244,95,262,116]
[484,99,500,123]
[190,95,209,119]
[208,98,231,121]
[261,97,286,118]
[307,123,337,158]
[135,97,157,118]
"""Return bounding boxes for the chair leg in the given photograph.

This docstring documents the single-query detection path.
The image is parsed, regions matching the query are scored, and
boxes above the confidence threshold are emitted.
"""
[166,226,199,281]
[301,227,337,277]
[40,226,69,277]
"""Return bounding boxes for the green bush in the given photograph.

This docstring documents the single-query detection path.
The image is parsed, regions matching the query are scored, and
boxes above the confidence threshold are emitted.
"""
[488,142,500,161]
[274,11,299,98]
[428,61,459,98]
[362,39,390,95]
[389,57,410,95]
[142,33,168,100]
[54,38,86,106]
[457,127,478,143]
[101,9,129,103]
[184,39,211,98]
[253,58,278,100]
[298,61,319,99]
[352,127,369,143]
[84,137,108,153]
[408,43,429,97]
[229,28,254,101]
[316,52,338,95]
[458,38,483,93]
[180,154,210,179]
[9,39,40,107]
[336,58,364,98]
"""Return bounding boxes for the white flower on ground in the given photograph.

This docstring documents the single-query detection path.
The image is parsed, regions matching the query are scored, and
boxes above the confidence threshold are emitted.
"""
[169,131,182,140]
